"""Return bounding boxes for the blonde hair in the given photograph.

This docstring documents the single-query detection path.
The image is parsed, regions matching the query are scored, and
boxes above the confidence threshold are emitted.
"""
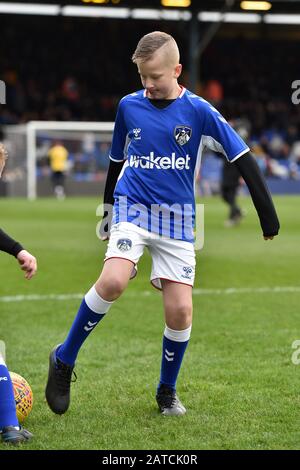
[132,31,179,64]
[0,143,8,165]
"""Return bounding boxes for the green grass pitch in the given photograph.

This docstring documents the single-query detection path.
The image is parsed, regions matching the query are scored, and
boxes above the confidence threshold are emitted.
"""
[0,195,299,450]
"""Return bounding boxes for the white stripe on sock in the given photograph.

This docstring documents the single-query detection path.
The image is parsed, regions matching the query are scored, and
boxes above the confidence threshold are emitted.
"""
[164,325,192,343]
[84,285,114,314]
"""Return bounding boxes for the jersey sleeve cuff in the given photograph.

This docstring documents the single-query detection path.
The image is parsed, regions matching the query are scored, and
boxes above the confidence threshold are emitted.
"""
[229,147,250,163]
[109,154,125,163]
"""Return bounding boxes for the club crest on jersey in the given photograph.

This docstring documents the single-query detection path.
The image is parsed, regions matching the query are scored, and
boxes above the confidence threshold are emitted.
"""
[133,128,141,140]
[174,126,192,146]
[117,238,132,252]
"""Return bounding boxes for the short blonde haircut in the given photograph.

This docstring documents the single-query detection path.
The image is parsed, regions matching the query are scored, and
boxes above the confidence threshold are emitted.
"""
[0,143,8,165]
[132,31,179,64]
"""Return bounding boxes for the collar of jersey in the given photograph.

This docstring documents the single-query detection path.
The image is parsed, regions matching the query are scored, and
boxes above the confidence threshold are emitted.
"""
[143,86,186,111]
[143,86,186,100]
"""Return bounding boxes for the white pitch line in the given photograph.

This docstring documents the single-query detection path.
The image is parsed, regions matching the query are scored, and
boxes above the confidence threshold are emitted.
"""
[0,294,84,303]
[193,286,300,295]
[0,287,300,303]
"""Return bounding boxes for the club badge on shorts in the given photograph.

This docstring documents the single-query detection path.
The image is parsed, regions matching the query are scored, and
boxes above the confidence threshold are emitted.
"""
[117,238,132,252]
[174,126,192,146]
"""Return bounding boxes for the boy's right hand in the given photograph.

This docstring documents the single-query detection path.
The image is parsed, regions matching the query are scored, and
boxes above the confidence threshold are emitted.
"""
[99,211,111,241]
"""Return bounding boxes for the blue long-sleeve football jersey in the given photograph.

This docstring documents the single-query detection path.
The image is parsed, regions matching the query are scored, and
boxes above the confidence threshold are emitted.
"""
[110,87,249,242]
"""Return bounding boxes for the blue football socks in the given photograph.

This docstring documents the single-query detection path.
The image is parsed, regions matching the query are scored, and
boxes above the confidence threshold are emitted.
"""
[158,325,191,391]
[57,286,113,366]
[0,362,19,430]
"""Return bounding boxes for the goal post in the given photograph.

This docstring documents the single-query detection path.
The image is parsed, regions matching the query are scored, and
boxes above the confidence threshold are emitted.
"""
[3,121,115,199]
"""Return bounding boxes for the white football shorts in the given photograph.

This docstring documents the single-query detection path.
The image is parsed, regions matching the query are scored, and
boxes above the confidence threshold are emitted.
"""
[104,222,196,290]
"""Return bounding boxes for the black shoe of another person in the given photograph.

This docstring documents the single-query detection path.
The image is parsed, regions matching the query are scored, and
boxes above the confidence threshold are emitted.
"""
[1,426,33,445]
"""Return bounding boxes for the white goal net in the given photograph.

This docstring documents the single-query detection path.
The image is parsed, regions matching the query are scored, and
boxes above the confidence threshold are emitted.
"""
[2,121,114,198]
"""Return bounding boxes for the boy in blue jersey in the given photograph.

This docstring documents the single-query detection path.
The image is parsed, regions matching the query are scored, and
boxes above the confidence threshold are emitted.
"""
[46,32,279,416]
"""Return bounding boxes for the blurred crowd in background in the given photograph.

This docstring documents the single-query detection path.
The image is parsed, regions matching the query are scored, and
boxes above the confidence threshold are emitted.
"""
[1,15,300,184]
